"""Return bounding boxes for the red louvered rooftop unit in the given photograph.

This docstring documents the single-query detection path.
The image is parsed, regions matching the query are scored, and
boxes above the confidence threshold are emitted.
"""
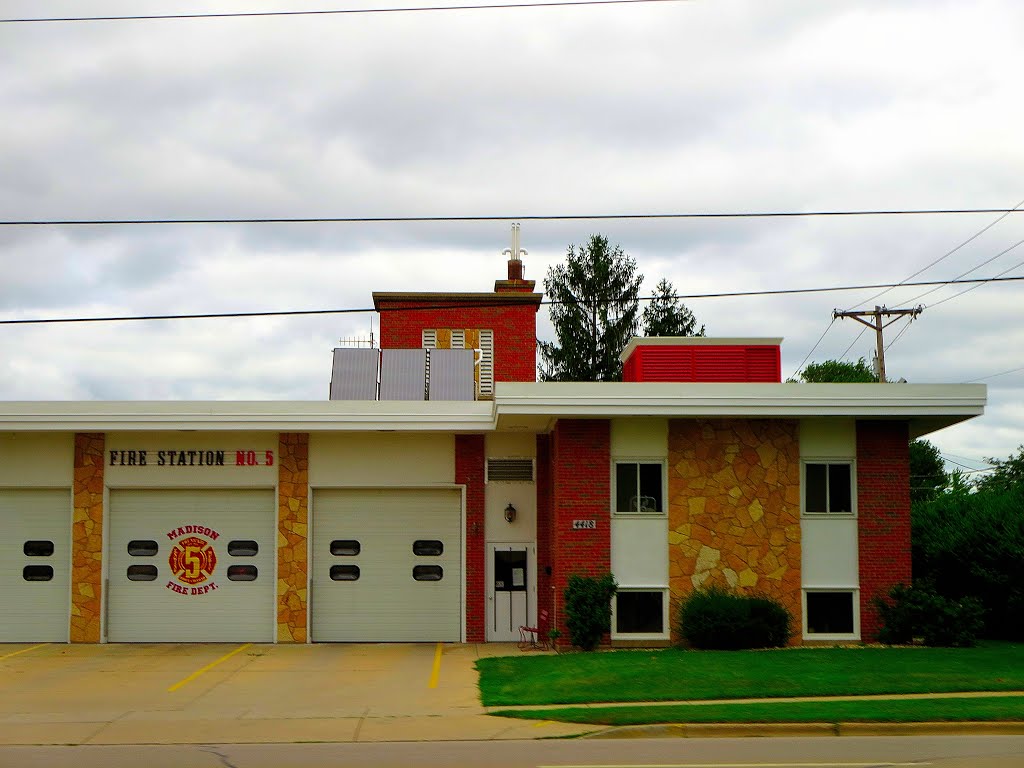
[620,337,783,383]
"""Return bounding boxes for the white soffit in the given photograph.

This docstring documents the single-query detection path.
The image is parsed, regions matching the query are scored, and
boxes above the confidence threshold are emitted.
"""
[0,401,496,432]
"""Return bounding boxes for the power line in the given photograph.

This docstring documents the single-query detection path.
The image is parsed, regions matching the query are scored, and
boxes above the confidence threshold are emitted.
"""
[940,455,996,473]
[3,275,1022,328]
[3,208,1024,227]
[1,0,685,24]
[846,195,1024,311]
[883,316,916,351]
[904,236,1024,306]
[791,319,836,380]
[965,365,1024,383]
[925,251,1024,310]
[838,327,867,362]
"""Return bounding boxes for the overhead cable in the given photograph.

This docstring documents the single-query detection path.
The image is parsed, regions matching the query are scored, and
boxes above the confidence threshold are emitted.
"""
[791,319,836,380]
[846,195,1024,311]
[965,365,1024,383]
[3,275,1023,327]
[3,208,1024,226]
[3,0,686,24]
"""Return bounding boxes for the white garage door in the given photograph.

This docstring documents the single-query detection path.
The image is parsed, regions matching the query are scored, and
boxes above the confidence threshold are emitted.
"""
[0,489,71,642]
[312,488,462,642]
[107,488,275,642]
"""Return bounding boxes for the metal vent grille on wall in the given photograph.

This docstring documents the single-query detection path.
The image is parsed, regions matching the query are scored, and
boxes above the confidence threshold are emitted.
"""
[486,458,535,482]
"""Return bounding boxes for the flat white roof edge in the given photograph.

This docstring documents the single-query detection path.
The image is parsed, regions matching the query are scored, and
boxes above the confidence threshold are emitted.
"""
[619,336,783,360]
[0,383,986,430]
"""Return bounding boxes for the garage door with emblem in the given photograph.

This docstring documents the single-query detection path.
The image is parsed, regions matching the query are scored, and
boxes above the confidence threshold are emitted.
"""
[0,489,71,642]
[107,488,274,642]
[312,488,462,642]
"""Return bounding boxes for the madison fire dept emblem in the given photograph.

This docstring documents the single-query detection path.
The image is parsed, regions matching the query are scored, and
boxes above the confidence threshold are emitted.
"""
[166,526,221,595]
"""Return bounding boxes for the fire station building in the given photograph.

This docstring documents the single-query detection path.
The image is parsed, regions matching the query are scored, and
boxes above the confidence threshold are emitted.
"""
[0,255,986,646]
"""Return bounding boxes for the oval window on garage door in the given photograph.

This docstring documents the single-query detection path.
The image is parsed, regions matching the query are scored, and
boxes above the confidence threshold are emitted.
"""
[227,565,259,581]
[127,540,159,557]
[227,540,259,557]
[23,540,54,557]
[330,564,360,581]
[413,565,443,581]
[330,540,360,556]
[23,565,54,581]
[127,564,158,581]
[412,540,443,556]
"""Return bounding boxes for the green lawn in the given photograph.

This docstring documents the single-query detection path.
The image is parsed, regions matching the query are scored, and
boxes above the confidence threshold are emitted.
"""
[477,643,1024,707]
[491,695,1024,726]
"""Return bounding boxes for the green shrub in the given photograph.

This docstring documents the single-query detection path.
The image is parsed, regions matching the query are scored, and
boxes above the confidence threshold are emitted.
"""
[912,486,1024,639]
[874,582,985,647]
[678,586,792,650]
[563,573,617,651]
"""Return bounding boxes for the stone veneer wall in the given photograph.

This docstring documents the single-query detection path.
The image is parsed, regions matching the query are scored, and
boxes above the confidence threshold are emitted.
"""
[668,419,801,643]
[71,433,105,643]
[277,433,309,643]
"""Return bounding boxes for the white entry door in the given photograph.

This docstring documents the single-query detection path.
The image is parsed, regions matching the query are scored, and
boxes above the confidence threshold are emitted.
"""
[486,543,535,642]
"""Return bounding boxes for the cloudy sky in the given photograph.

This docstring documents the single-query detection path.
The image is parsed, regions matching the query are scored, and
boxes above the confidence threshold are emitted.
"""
[2,0,1022,474]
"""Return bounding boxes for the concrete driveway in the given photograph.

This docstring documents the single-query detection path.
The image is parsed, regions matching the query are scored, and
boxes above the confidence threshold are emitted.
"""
[0,643,589,745]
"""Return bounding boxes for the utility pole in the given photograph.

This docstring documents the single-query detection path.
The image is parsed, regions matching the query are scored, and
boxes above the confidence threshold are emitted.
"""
[832,305,923,382]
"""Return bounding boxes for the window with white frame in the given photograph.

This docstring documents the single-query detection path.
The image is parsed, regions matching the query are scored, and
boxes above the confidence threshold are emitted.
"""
[804,589,858,637]
[613,589,668,636]
[803,461,854,515]
[614,461,664,514]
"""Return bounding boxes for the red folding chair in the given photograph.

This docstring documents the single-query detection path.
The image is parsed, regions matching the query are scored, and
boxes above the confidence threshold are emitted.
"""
[518,609,550,651]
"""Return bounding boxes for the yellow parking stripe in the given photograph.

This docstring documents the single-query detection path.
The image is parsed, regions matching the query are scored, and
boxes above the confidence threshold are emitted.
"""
[0,644,47,662]
[428,642,443,688]
[167,643,252,692]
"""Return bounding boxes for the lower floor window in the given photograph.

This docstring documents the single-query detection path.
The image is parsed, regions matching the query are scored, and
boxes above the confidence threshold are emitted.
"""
[614,590,665,635]
[805,590,856,635]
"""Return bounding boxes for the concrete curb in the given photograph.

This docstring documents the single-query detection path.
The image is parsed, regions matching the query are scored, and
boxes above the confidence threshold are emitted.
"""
[585,721,1024,739]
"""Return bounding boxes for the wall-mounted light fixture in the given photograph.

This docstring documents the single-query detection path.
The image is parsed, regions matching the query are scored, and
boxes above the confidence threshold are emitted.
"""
[504,503,517,524]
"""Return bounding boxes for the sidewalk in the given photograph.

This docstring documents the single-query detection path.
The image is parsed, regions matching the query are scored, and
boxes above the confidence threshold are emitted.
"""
[487,688,1024,712]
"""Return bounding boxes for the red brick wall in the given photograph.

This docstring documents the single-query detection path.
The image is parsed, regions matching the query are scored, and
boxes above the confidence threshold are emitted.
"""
[456,434,486,642]
[856,420,912,640]
[550,419,611,645]
[376,300,540,382]
[536,434,553,628]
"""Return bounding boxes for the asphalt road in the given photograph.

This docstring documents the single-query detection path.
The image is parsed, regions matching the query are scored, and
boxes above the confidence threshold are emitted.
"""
[2,735,1023,768]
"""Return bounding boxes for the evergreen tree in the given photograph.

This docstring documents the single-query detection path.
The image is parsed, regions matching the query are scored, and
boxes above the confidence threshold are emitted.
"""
[642,278,705,337]
[539,234,642,382]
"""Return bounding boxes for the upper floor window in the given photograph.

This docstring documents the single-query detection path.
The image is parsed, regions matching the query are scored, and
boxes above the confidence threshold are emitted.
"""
[803,461,854,515]
[614,461,664,514]
[422,328,494,397]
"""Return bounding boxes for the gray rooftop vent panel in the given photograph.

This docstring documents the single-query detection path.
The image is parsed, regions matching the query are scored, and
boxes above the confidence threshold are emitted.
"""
[379,349,427,400]
[427,348,475,401]
[330,348,380,400]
